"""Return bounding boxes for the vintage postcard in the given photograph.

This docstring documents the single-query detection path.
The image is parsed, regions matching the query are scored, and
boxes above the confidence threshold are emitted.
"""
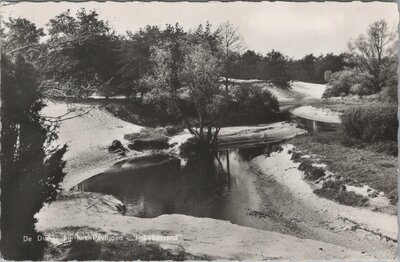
[0,1,398,260]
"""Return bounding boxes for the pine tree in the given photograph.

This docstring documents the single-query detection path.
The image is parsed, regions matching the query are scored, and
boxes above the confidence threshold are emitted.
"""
[1,54,67,260]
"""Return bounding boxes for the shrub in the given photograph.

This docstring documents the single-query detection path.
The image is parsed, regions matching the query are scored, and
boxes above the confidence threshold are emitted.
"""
[323,69,374,98]
[341,103,398,142]
[349,83,373,98]
[379,85,398,103]
[179,137,213,159]
[227,85,282,125]
[324,70,332,82]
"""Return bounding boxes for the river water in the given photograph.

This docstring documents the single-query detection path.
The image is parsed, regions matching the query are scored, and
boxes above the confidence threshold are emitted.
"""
[77,145,275,229]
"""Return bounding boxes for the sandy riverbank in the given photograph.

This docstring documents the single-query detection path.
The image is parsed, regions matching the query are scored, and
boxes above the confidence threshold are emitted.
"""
[37,101,396,260]
[36,191,373,260]
[250,144,397,259]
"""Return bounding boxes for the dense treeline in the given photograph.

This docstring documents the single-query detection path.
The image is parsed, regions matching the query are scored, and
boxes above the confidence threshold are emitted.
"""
[1,8,352,96]
[230,51,348,87]
[1,10,397,145]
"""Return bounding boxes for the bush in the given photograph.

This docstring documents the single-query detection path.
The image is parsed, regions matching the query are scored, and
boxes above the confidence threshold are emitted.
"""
[341,103,398,142]
[179,137,213,159]
[349,83,372,98]
[323,69,374,98]
[379,85,398,103]
[324,70,332,82]
[227,85,283,125]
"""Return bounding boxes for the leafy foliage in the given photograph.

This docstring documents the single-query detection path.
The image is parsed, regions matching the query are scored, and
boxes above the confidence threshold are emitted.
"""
[1,54,67,259]
[1,17,45,62]
[230,51,347,87]
[323,69,375,98]
[142,35,228,145]
[263,50,291,88]
[43,8,118,97]
[0,12,362,98]
[379,85,398,103]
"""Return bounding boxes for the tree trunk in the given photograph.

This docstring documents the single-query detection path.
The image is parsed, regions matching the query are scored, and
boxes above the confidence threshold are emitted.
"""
[225,75,229,93]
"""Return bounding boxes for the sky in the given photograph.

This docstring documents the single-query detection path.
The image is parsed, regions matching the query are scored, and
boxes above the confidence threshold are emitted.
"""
[1,1,398,58]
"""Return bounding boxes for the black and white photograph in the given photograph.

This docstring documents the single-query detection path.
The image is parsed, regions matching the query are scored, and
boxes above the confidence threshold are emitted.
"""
[0,1,398,260]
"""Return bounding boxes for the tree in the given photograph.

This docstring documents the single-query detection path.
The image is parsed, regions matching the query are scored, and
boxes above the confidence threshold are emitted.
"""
[43,8,118,97]
[231,50,263,79]
[316,53,347,83]
[1,17,45,63]
[190,22,220,53]
[142,39,228,148]
[348,20,397,92]
[113,26,161,97]
[1,54,67,260]
[263,50,291,88]
[217,22,245,92]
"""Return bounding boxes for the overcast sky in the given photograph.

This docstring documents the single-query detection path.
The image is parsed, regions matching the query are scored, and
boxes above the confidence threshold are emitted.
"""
[1,1,398,58]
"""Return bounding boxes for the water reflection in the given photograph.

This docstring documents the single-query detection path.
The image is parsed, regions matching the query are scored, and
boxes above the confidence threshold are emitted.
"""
[78,144,272,226]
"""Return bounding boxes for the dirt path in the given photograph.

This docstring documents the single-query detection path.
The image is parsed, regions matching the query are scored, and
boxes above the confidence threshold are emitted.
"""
[249,145,397,260]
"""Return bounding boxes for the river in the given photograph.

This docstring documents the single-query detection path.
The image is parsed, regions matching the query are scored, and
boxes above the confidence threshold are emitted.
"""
[44,101,396,259]
[77,145,276,230]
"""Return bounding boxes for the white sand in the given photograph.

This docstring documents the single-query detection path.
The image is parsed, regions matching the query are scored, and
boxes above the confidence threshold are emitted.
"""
[251,144,397,240]
[42,101,143,190]
[218,122,307,145]
[36,192,372,260]
[290,81,326,99]
[291,105,342,123]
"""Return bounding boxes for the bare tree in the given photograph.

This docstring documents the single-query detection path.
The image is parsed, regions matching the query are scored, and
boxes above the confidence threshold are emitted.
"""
[217,22,245,92]
[348,20,397,92]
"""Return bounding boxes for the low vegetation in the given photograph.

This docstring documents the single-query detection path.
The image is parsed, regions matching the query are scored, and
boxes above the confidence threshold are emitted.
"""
[290,131,397,205]
[341,103,397,143]
[62,239,193,261]
[314,180,369,207]
[43,226,204,261]
[297,160,326,181]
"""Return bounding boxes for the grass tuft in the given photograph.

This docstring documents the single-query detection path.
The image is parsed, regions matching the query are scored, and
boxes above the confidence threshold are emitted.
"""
[314,180,368,207]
